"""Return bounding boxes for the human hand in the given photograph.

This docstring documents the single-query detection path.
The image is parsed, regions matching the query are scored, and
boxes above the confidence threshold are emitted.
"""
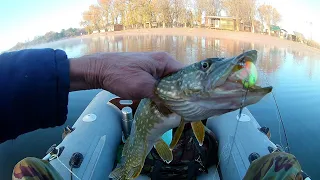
[70,52,184,99]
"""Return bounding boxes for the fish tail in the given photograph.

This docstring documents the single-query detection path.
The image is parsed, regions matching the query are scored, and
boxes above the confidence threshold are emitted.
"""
[109,164,144,180]
[109,165,126,180]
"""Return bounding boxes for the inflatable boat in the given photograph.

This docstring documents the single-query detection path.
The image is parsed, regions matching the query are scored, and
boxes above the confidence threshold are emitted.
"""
[42,90,308,180]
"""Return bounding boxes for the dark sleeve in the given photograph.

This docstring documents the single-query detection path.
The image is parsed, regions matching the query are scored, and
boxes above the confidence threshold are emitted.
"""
[0,48,70,143]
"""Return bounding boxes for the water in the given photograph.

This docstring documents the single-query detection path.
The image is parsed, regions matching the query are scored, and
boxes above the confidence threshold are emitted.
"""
[1,34,320,179]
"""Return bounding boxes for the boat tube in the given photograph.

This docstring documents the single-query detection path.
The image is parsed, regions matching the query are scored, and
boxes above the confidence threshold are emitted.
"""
[43,90,310,180]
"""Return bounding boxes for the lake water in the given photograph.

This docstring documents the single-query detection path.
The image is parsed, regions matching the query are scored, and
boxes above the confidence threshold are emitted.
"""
[1,34,320,179]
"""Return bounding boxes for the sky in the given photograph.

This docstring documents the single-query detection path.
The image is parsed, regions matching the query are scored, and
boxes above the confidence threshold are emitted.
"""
[0,0,320,52]
[0,0,96,52]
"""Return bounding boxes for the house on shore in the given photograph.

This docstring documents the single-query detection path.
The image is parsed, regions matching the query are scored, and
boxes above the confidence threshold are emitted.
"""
[106,24,124,31]
[270,25,281,37]
[204,16,236,31]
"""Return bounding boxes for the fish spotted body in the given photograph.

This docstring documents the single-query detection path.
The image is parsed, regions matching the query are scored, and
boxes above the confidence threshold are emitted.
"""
[109,50,272,180]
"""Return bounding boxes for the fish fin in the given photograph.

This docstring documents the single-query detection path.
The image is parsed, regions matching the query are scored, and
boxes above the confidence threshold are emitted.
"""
[191,121,205,146]
[128,164,144,179]
[169,119,185,149]
[109,165,126,180]
[154,139,173,164]
[122,136,130,157]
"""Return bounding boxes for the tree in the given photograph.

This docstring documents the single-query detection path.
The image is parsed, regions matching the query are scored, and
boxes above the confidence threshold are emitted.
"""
[258,4,281,35]
[124,0,140,28]
[171,0,187,27]
[80,5,104,33]
[222,0,243,31]
[154,0,172,27]
[223,0,256,32]
[138,0,155,28]
[202,0,215,16]
[242,0,256,33]
[214,0,223,15]
[98,0,112,25]
[113,0,127,24]
[271,8,281,25]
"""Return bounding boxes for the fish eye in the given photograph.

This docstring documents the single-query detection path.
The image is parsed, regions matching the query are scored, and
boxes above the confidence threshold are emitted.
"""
[201,61,210,70]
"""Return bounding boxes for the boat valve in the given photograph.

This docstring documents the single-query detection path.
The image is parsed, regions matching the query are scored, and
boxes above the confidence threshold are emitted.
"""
[121,106,133,141]
[259,126,271,139]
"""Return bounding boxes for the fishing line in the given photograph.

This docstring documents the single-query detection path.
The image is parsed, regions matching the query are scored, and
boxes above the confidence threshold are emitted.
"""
[212,80,249,178]
[260,70,290,153]
[212,56,252,177]
[226,80,249,173]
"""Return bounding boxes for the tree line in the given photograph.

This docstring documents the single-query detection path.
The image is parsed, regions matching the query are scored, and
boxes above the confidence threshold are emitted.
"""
[80,0,281,34]
[9,28,86,51]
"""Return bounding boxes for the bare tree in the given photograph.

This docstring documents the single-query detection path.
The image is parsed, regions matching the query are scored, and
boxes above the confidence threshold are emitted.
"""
[214,0,223,15]
[195,0,205,26]
[258,4,281,35]
[204,0,215,16]
[242,0,257,33]
[272,8,281,25]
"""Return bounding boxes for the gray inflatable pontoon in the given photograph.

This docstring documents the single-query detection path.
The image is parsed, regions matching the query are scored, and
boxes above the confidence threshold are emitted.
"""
[42,90,295,179]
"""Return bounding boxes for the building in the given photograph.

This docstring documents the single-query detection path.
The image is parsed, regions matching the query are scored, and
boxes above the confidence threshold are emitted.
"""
[106,24,124,31]
[280,29,288,39]
[293,31,305,43]
[270,25,281,37]
[204,16,236,31]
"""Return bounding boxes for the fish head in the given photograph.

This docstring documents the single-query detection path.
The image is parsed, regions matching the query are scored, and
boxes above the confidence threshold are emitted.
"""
[155,50,272,121]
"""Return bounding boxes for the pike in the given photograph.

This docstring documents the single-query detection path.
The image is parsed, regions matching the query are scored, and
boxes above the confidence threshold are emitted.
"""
[109,50,272,180]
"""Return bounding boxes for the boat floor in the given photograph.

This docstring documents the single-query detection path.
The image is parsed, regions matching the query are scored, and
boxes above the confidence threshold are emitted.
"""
[135,165,220,180]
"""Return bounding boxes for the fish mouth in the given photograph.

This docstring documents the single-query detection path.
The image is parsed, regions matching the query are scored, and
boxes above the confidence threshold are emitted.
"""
[211,50,272,93]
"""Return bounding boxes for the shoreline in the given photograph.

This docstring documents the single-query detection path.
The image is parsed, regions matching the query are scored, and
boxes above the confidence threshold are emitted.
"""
[19,28,320,54]
[79,28,320,54]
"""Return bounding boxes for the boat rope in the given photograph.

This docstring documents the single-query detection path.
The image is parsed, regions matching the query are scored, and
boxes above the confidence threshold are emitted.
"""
[51,148,81,180]
[261,71,290,153]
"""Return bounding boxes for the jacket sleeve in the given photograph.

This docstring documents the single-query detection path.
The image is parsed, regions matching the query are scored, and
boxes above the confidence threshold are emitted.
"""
[0,48,70,143]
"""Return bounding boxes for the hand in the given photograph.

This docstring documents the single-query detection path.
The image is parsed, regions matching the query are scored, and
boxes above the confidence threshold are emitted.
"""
[69,52,184,99]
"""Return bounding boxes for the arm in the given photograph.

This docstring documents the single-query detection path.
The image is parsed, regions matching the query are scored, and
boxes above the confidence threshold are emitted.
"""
[0,50,183,143]
[0,49,69,143]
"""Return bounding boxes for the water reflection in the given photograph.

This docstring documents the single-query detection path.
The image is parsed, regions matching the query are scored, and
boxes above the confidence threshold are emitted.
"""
[257,46,286,74]
[64,35,319,80]
[76,35,257,64]
[34,34,320,79]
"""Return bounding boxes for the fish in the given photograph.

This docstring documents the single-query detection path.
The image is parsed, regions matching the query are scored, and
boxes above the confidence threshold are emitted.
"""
[109,50,272,180]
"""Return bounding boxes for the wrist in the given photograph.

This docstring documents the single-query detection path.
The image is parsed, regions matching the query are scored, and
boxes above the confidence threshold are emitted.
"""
[69,55,102,91]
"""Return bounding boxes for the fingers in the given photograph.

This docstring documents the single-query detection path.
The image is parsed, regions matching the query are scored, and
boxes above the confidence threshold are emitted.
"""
[119,72,156,100]
[94,51,184,100]
[163,57,185,76]
[150,52,185,78]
